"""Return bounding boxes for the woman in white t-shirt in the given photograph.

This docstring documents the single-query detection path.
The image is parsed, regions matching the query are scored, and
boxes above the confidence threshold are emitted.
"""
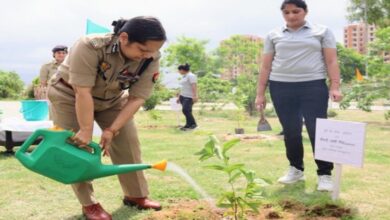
[255,0,342,192]
[177,63,198,130]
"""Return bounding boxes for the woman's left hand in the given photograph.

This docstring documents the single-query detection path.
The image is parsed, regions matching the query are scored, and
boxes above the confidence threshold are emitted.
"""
[329,89,343,102]
[100,129,115,157]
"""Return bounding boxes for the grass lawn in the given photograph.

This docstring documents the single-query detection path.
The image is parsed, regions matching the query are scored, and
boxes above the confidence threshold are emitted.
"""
[0,108,389,219]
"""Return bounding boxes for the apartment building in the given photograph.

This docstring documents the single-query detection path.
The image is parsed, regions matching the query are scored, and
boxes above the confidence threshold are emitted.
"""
[343,22,376,54]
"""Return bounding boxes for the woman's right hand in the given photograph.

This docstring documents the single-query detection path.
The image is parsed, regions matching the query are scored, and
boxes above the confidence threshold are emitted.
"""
[100,129,116,157]
[71,129,93,147]
[255,94,267,111]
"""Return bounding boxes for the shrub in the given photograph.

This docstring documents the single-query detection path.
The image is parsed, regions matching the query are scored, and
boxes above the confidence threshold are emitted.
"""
[0,70,25,99]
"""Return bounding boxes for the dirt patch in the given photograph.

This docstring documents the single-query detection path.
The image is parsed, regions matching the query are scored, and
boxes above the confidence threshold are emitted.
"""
[143,199,354,220]
[305,204,353,218]
[142,199,223,220]
[224,133,281,142]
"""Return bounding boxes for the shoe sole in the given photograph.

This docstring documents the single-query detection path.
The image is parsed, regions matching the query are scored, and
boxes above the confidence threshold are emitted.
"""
[317,187,333,192]
[277,176,305,184]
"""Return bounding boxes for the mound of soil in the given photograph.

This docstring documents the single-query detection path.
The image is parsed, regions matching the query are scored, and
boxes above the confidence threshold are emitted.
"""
[142,199,354,220]
[142,199,223,220]
[224,133,280,142]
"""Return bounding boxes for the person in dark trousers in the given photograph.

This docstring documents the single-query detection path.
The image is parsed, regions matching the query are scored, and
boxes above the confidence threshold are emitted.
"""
[177,63,198,131]
[255,0,343,192]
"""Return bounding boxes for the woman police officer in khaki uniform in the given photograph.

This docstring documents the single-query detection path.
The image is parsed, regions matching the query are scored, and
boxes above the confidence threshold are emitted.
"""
[47,16,166,220]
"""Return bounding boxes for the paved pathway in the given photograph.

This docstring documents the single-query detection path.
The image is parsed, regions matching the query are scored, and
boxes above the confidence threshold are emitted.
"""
[1,100,389,120]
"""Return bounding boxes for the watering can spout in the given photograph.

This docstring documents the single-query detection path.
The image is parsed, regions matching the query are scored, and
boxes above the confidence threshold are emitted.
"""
[95,160,167,180]
[152,160,167,171]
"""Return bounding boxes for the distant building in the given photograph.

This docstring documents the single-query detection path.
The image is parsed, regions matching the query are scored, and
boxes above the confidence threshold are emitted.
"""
[343,22,376,54]
[220,35,263,80]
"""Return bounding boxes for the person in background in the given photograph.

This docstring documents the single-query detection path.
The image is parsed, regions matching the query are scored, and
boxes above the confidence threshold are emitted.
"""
[40,45,68,87]
[47,16,166,220]
[177,63,198,131]
[255,0,342,192]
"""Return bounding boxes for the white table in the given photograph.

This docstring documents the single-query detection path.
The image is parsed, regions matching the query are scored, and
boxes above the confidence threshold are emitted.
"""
[0,118,53,154]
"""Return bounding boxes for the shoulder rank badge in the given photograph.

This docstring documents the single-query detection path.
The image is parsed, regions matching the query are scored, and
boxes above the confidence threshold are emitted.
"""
[152,72,160,83]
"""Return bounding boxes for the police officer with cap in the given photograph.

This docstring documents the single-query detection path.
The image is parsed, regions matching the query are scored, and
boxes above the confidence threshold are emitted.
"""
[39,45,68,87]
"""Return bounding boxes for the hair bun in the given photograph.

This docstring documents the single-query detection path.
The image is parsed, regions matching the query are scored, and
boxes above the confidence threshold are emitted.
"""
[112,19,129,35]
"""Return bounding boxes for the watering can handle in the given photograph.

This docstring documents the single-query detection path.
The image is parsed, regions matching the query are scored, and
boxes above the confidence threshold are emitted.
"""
[18,129,46,153]
[66,136,102,156]
[87,141,102,156]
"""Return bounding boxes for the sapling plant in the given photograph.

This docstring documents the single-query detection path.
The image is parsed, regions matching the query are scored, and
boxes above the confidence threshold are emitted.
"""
[195,135,269,220]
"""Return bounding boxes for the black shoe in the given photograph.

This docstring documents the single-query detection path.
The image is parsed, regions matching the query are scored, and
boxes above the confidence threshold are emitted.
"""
[188,124,197,129]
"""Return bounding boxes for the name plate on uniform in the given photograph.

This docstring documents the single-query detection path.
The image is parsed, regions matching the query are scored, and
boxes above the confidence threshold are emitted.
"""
[315,118,366,167]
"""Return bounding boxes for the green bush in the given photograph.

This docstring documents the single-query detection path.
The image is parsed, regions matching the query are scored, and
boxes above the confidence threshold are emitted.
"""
[143,80,173,111]
[0,70,25,99]
[24,77,40,99]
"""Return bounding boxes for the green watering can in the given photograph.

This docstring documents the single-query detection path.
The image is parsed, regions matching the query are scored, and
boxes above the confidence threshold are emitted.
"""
[15,128,167,184]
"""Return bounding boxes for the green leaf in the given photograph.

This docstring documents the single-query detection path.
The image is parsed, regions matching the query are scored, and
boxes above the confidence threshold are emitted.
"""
[240,198,260,213]
[229,172,242,183]
[241,169,255,182]
[204,164,226,171]
[224,163,245,173]
[254,177,272,186]
[209,135,224,160]
[194,139,216,161]
[217,203,232,208]
[222,138,240,156]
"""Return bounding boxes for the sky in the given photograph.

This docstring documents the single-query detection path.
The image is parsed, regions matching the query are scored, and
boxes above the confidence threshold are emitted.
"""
[0,0,350,84]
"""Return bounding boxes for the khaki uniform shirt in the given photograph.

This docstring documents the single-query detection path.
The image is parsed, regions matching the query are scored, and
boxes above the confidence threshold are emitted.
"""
[40,60,60,82]
[54,34,160,110]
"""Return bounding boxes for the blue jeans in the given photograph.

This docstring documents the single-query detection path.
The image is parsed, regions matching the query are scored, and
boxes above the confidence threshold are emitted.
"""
[179,95,196,127]
[269,79,333,176]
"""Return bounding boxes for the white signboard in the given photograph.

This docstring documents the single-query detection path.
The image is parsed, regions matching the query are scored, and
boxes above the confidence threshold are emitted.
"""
[315,118,366,167]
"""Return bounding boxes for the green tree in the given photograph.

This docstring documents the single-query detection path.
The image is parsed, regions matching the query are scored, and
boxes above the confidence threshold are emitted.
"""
[216,35,263,79]
[340,27,390,118]
[337,43,365,83]
[367,27,390,78]
[197,73,231,103]
[347,0,390,27]
[232,74,258,116]
[162,36,209,76]
[0,70,24,99]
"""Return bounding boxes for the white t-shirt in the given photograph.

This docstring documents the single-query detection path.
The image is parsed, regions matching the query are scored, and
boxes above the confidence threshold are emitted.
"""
[263,22,336,82]
[179,72,197,98]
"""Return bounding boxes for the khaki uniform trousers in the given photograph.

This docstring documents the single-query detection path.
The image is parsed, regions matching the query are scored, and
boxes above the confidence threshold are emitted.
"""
[47,83,149,206]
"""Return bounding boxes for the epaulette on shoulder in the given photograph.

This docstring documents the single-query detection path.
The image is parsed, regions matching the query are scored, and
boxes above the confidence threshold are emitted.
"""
[86,34,112,49]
